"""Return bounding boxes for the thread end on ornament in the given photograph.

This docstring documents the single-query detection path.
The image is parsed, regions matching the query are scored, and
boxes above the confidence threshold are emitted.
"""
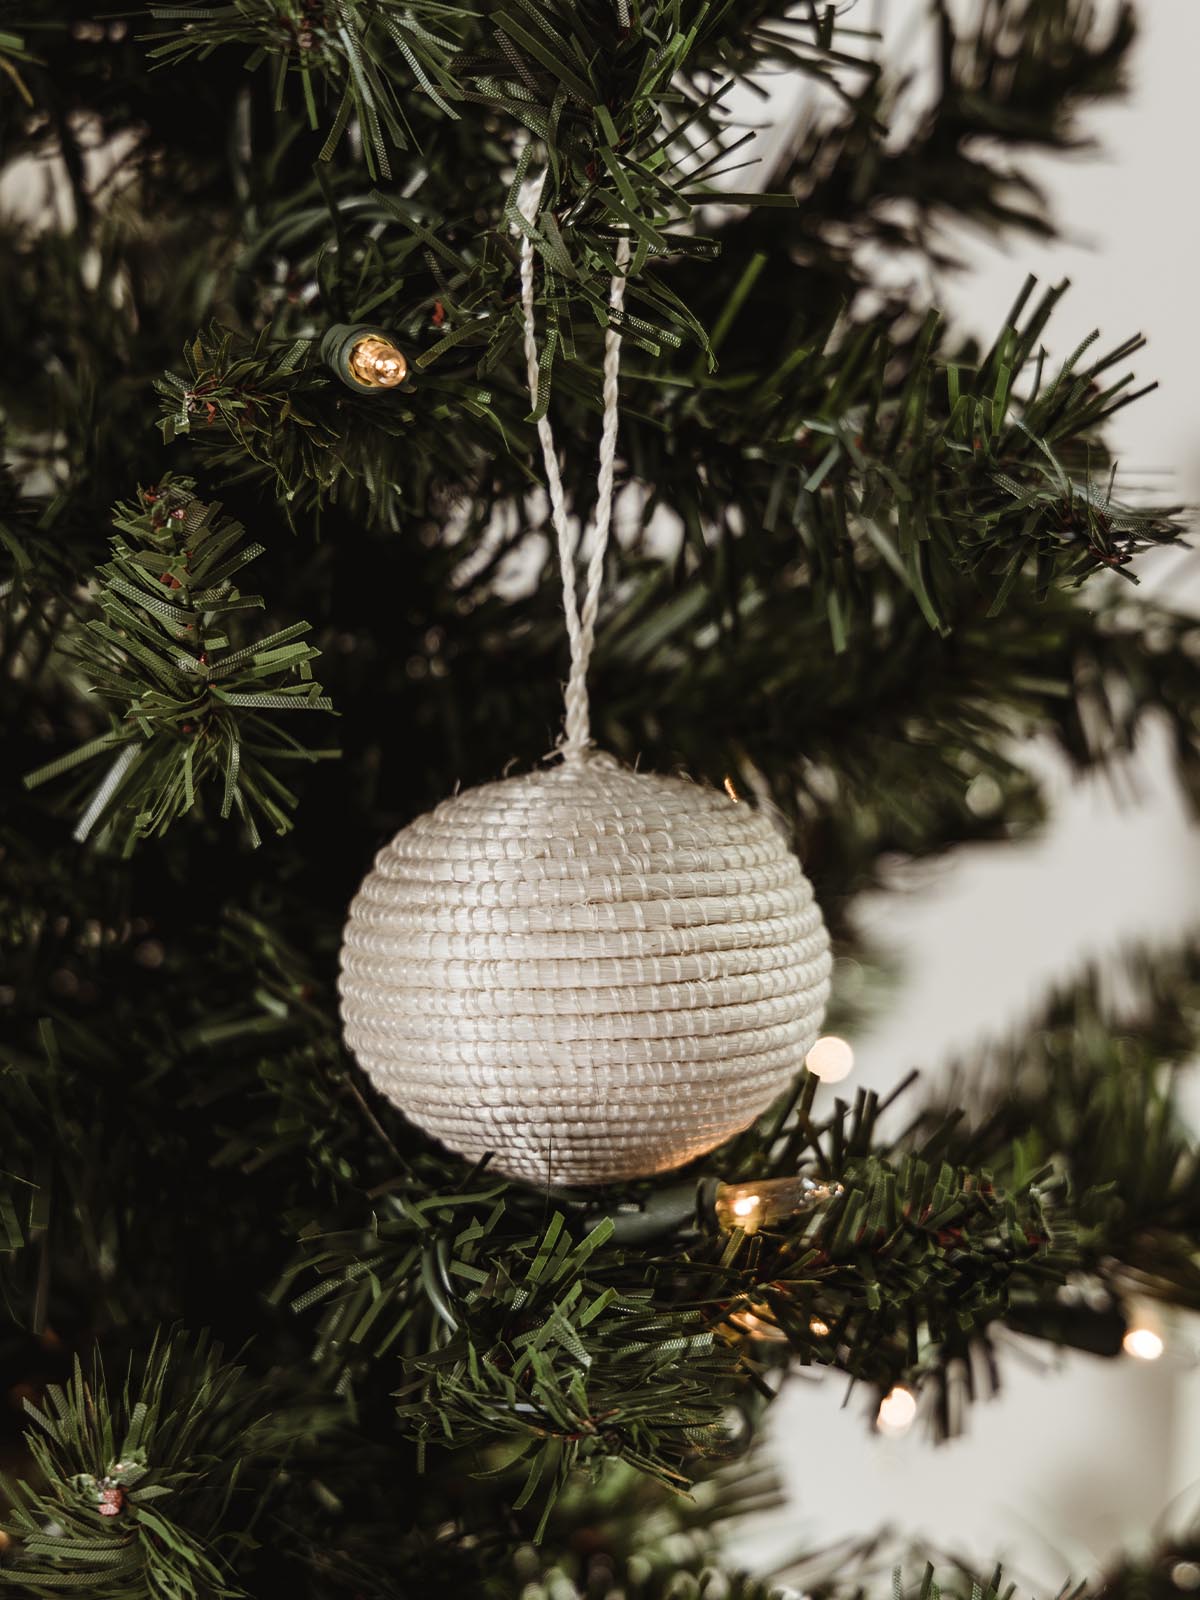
[544,742,622,775]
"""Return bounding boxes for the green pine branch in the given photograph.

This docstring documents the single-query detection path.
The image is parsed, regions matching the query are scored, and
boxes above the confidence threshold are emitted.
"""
[152,273,1183,621]
[916,947,1200,1312]
[255,938,1200,1517]
[0,1331,285,1599]
[143,0,872,202]
[584,566,1200,921]
[0,887,353,1342]
[14,878,1200,1519]
[272,1130,1055,1511]
[146,1,463,178]
[23,476,337,852]
[5,891,1200,1585]
[0,23,37,107]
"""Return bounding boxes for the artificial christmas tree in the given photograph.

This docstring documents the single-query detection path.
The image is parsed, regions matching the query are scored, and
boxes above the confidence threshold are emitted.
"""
[3,2,1199,1595]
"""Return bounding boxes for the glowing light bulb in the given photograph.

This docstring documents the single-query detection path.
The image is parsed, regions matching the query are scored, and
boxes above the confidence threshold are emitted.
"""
[1123,1326,1164,1361]
[806,1035,854,1084]
[347,334,408,389]
[729,1305,788,1343]
[713,1175,843,1234]
[876,1385,917,1435]
[809,1316,830,1338]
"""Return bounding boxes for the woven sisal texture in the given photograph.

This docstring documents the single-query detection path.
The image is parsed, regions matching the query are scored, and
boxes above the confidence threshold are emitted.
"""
[339,754,831,1185]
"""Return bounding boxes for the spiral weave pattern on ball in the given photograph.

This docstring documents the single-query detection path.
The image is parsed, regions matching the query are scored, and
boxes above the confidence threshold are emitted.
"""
[339,756,831,1185]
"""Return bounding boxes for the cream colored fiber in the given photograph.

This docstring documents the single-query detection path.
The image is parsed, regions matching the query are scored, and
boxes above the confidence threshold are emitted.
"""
[339,754,831,1184]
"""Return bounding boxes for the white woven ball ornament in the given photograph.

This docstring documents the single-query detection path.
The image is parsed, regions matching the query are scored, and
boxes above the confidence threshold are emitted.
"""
[338,754,831,1184]
[338,175,831,1185]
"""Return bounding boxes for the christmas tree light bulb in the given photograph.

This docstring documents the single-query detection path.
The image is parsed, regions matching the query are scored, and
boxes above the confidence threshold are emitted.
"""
[806,1035,854,1083]
[876,1385,917,1435]
[729,1305,788,1342]
[348,335,408,389]
[714,1174,843,1234]
[1122,1297,1165,1361]
[1123,1325,1164,1361]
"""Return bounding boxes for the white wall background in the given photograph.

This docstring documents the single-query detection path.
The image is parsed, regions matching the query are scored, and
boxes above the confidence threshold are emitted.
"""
[731,4,1200,1588]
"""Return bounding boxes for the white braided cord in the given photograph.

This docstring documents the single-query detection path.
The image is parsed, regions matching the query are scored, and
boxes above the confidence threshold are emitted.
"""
[517,176,631,763]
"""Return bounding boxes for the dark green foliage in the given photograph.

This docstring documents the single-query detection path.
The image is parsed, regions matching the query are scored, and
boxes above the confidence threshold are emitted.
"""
[267,999,1197,1514]
[2,0,1199,1593]
[0,844,370,1348]
[23,476,335,850]
[0,24,36,105]
[920,948,1200,1311]
[0,1332,283,1598]
[5,823,1200,1588]
[147,2,462,178]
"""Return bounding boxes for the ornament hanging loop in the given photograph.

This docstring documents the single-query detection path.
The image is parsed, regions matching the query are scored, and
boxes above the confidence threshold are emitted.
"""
[516,174,631,764]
